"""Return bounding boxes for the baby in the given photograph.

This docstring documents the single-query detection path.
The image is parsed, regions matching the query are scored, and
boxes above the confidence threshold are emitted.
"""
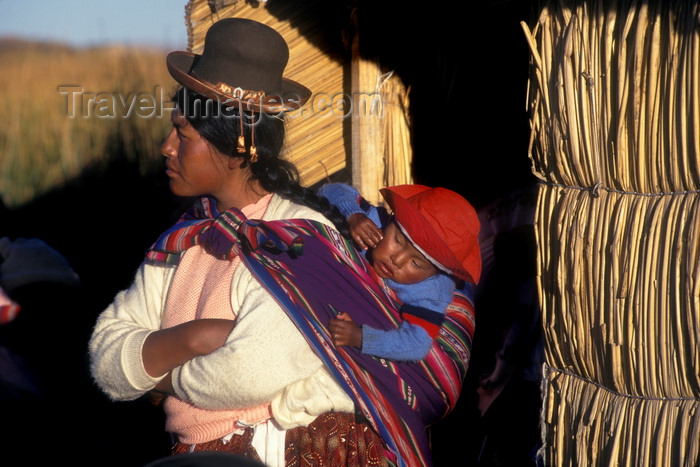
[319,183,481,361]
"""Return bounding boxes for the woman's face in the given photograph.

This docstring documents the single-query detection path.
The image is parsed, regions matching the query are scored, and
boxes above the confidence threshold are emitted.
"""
[370,222,437,284]
[161,108,231,199]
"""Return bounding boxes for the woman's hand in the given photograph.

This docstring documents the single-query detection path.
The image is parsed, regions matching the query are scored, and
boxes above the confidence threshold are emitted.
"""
[329,312,362,348]
[348,213,383,250]
[142,318,235,379]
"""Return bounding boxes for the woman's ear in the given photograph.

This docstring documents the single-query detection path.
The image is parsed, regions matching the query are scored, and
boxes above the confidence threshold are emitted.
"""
[227,155,245,170]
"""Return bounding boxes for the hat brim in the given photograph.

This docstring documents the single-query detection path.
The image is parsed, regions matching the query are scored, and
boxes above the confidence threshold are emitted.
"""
[167,51,311,113]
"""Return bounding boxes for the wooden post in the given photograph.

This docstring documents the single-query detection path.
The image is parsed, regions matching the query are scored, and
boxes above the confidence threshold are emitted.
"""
[350,17,384,206]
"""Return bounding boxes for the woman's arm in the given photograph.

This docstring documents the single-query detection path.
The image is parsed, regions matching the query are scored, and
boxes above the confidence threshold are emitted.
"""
[168,265,329,411]
[88,261,174,400]
[142,318,235,379]
[143,318,235,396]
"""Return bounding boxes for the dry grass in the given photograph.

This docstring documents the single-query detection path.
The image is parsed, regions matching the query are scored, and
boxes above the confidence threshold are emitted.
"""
[0,39,177,207]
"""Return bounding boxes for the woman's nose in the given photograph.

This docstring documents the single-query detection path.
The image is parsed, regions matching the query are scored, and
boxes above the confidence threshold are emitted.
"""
[161,129,177,158]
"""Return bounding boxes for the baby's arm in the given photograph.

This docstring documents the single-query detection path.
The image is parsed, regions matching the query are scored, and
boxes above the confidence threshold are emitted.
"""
[318,183,386,250]
[330,311,440,362]
[328,312,432,361]
[331,274,456,361]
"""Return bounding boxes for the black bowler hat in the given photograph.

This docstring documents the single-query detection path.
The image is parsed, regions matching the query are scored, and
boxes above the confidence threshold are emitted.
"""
[166,18,311,113]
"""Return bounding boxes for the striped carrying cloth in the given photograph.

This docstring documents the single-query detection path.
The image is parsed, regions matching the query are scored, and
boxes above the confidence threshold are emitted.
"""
[147,196,475,467]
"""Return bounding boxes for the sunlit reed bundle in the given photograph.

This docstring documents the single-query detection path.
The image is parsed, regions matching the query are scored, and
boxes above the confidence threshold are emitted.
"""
[536,187,700,464]
[522,0,700,465]
[523,0,700,193]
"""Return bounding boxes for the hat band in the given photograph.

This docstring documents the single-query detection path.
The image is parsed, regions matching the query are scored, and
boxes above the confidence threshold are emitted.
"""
[214,82,265,108]
[190,72,267,110]
[394,220,453,277]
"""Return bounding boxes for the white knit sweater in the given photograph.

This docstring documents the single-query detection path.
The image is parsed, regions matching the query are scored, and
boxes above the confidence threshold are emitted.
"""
[88,194,354,437]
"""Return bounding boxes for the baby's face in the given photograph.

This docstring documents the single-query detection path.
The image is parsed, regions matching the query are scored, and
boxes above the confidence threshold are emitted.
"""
[371,223,437,284]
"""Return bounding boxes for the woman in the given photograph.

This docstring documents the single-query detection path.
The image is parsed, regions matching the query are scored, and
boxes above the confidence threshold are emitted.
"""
[89,18,474,467]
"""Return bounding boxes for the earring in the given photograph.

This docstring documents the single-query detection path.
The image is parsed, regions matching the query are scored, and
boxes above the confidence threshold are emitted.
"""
[237,114,246,154]
[249,110,258,163]
[236,111,258,163]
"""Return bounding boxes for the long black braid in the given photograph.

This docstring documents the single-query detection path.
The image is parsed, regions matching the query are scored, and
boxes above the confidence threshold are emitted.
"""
[173,87,351,238]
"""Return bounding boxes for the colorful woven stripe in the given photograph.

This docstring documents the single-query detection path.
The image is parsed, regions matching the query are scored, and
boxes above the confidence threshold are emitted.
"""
[146,197,475,467]
[401,304,444,339]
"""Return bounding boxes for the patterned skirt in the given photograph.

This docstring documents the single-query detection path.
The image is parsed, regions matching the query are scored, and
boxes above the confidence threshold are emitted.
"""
[171,412,389,466]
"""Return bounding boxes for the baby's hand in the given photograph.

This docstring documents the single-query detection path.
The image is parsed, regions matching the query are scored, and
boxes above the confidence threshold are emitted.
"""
[329,313,363,348]
[348,213,383,250]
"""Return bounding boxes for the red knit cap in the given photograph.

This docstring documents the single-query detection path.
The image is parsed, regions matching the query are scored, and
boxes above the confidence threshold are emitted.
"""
[380,185,481,284]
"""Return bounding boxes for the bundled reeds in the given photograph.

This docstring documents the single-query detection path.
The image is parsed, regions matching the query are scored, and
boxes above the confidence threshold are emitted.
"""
[523,0,700,193]
[537,186,700,464]
[522,0,700,464]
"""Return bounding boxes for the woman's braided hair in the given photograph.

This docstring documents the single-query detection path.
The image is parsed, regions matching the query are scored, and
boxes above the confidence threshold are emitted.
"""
[173,87,350,238]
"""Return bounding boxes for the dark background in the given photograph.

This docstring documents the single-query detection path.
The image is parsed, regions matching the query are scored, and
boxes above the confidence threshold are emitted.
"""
[0,1,542,465]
